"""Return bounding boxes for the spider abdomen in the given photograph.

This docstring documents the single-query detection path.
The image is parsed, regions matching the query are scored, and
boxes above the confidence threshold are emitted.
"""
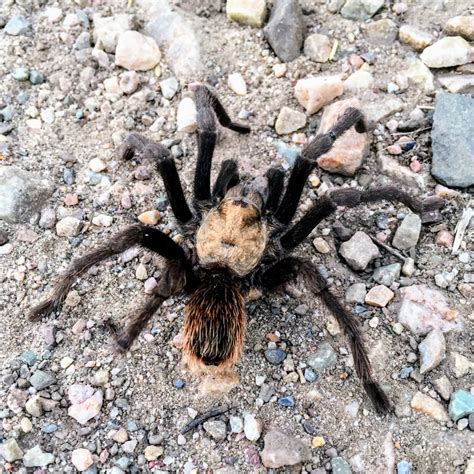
[182,271,246,371]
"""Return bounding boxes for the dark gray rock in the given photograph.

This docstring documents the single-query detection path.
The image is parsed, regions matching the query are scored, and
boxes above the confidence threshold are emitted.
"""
[0,166,55,223]
[30,370,56,390]
[431,92,474,188]
[263,0,305,62]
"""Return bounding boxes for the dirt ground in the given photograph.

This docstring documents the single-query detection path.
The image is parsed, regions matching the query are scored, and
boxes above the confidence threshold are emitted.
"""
[0,0,473,473]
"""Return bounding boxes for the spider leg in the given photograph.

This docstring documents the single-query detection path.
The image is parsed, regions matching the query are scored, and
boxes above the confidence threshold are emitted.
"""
[111,259,188,351]
[29,225,188,321]
[264,168,285,214]
[117,133,193,224]
[258,259,391,414]
[279,186,444,252]
[212,159,240,199]
[193,85,250,203]
[274,108,366,225]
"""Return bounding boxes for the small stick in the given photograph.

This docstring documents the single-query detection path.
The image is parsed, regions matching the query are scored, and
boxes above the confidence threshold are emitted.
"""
[369,235,406,262]
[391,126,431,136]
[180,405,232,435]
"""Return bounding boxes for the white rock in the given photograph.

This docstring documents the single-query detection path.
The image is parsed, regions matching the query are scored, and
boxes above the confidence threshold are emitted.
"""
[177,97,197,133]
[0,439,24,462]
[115,31,161,71]
[44,7,63,23]
[89,158,107,172]
[344,70,374,92]
[23,445,54,467]
[119,71,139,95]
[420,36,472,68]
[304,34,332,63]
[243,413,262,441]
[339,231,380,271]
[228,73,247,96]
[92,214,113,227]
[68,390,103,425]
[226,0,267,28]
[56,217,83,237]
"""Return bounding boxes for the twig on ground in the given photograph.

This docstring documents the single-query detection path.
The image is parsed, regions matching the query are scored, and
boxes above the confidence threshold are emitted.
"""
[452,204,473,254]
[180,405,233,434]
[369,235,407,262]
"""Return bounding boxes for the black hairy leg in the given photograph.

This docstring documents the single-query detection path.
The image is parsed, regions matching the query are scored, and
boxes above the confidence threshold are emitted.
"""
[110,260,188,351]
[117,133,193,224]
[274,107,365,225]
[279,186,444,252]
[193,85,250,203]
[29,225,188,321]
[259,259,391,414]
[212,159,240,199]
[264,168,285,214]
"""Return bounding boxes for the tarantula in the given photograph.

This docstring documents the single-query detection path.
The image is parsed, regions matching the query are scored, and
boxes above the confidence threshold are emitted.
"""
[29,85,443,414]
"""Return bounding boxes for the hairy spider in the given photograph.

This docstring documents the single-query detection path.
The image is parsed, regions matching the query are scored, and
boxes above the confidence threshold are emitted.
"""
[29,85,443,414]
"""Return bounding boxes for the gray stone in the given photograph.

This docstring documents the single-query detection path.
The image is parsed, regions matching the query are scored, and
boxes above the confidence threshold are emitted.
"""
[275,106,306,135]
[392,214,421,250]
[74,31,91,50]
[29,70,45,85]
[264,348,286,365]
[418,329,446,374]
[203,420,227,441]
[0,166,54,223]
[339,231,380,271]
[229,415,243,433]
[448,390,474,421]
[431,92,474,188]
[23,445,54,467]
[326,0,346,13]
[373,263,401,286]
[160,77,179,100]
[259,383,275,403]
[432,375,453,401]
[363,98,404,124]
[362,19,398,45]
[331,456,352,474]
[143,1,204,82]
[438,75,474,94]
[308,342,337,370]
[345,283,366,304]
[5,15,30,36]
[30,370,56,390]
[263,0,304,62]
[11,68,30,81]
[340,0,384,21]
[261,430,311,468]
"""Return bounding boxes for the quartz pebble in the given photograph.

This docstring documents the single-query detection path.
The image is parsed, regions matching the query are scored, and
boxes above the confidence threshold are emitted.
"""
[119,71,139,95]
[294,76,343,115]
[0,439,24,462]
[115,31,161,71]
[68,388,103,425]
[144,445,164,461]
[344,70,374,92]
[177,97,198,133]
[243,413,262,441]
[5,15,30,36]
[160,77,179,100]
[23,445,54,468]
[227,73,247,96]
[56,217,83,237]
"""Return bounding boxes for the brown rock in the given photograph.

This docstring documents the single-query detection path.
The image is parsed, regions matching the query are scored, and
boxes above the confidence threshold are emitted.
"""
[410,391,449,423]
[445,16,474,41]
[294,76,343,115]
[435,230,454,248]
[399,24,434,51]
[365,285,394,307]
[316,98,369,176]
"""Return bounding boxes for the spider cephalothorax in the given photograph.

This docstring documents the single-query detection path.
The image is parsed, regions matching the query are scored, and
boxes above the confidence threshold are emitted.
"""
[29,85,444,414]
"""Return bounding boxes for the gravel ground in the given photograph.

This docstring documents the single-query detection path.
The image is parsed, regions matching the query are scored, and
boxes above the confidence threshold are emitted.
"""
[0,0,473,473]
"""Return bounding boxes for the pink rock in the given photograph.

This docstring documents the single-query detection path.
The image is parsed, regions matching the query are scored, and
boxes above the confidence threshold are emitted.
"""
[316,98,369,176]
[409,160,422,173]
[68,384,95,405]
[68,390,103,425]
[365,285,395,307]
[294,76,343,115]
[435,230,454,248]
[387,144,402,155]
[144,277,157,294]
[398,285,464,335]
[121,192,132,209]
[64,194,79,206]
[71,448,94,472]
